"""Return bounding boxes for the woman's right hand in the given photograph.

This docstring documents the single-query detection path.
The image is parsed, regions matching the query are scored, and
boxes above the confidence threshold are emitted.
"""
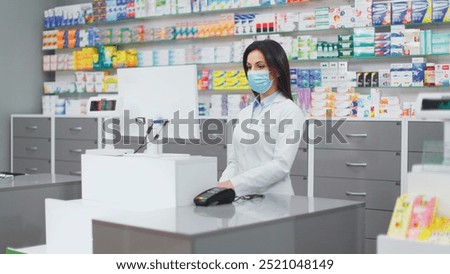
[217,180,234,189]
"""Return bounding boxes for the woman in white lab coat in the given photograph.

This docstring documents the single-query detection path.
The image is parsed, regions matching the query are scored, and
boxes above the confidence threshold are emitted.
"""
[217,40,304,196]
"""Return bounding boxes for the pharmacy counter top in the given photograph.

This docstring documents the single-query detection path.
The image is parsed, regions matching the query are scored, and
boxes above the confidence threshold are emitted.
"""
[92,194,365,254]
[0,173,80,191]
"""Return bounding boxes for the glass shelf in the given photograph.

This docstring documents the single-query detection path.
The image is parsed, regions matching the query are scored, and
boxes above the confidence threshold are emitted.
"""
[43,92,118,96]
[355,86,450,89]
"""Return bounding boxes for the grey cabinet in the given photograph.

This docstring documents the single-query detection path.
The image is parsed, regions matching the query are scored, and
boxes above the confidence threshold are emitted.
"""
[12,116,99,176]
[12,117,52,174]
[313,120,401,253]
[54,118,99,176]
[408,121,443,171]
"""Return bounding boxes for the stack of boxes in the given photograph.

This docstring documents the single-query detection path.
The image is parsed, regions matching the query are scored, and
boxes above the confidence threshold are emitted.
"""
[355,0,373,27]
[44,3,94,28]
[310,86,357,118]
[315,7,329,30]
[354,27,375,57]
[392,1,412,25]
[372,2,391,26]
[375,32,391,56]
[43,54,75,71]
[432,33,450,54]
[297,36,318,60]
[412,0,433,24]
[338,35,354,58]
[433,0,450,22]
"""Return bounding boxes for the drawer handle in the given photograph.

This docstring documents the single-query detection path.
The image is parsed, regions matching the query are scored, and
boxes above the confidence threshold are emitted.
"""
[26,168,38,173]
[69,171,82,176]
[26,147,38,151]
[69,127,83,132]
[69,149,83,154]
[345,191,367,197]
[345,162,368,167]
[346,133,368,138]
[26,126,38,130]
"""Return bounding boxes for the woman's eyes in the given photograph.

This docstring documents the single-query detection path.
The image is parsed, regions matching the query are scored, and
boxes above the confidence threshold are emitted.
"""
[247,65,266,70]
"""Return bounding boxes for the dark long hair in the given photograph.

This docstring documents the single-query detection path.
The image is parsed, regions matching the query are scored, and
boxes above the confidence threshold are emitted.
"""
[242,39,293,101]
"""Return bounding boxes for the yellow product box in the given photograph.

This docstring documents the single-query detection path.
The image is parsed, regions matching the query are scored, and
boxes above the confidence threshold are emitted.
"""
[212,70,227,80]
[212,78,227,90]
[388,194,416,239]
[226,78,249,90]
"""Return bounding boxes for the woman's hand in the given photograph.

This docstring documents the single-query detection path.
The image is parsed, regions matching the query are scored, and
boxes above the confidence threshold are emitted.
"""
[217,180,234,189]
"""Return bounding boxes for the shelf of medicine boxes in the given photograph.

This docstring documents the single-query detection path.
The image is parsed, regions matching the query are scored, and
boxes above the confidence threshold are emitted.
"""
[354,86,450,90]
[42,20,450,52]
[43,92,118,96]
[43,1,319,31]
[44,51,450,73]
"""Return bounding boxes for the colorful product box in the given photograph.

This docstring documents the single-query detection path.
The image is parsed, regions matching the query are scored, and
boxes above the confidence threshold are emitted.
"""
[412,58,426,86]
[339,5,356,28]
[392,1,412,24]
[436,64,450,86]
[372,2,391,26]
[432,0,450,22]
[412,0,433,24]
[355,0,373,27]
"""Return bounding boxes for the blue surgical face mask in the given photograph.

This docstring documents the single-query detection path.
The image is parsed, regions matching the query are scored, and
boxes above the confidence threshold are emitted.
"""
[247,70,274,94]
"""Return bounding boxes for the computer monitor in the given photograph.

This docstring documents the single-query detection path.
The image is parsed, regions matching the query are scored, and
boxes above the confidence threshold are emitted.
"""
[119,65,199,140]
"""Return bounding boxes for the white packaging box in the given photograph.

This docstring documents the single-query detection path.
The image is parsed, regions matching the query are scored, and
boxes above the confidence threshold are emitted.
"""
[276,12,299,32]
[329,7,341,28]
[355,0,373,27]
[402,63,413,87]
[86,82,95,93]
[436,64,450,86]
[298,11,316,30]
[340,5,356,28]
[390,64,403,87]
[370,88,381,117]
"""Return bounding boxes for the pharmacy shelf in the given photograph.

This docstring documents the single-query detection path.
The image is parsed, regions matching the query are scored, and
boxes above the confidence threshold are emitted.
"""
[355,86,450,90]
[43,92,118,96]
[43,1,325,31]
[45,52,450,73]
[199,89,251,94]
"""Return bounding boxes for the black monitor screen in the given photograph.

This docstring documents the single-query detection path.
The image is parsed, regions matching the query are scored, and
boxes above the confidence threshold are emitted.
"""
[421,99,450,111]
[90,99,116,112]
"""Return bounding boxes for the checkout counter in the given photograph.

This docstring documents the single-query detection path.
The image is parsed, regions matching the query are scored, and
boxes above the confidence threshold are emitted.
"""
[0,174,81,253]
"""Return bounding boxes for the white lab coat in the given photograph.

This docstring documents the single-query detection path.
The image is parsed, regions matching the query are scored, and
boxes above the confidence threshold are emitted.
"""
[220,93,304,196]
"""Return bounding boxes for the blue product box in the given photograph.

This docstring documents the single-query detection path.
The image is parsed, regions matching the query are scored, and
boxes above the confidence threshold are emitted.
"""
[412,0,433,23]
[433,0,450,22]
[392,2,412,25]
[309,69,322,87]
[412,60,426,86]
[372,3,391,26]
[297,69,310,88]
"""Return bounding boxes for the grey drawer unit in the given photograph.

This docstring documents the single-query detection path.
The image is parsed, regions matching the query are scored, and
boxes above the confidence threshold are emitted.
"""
[366,210,392,239]
[55,161,82,176]
[315,149,401,181]
[13,138,51,160]
[313,121,401,151]
[291,148,308,176]
[55,139,98,161]
[13,117,51,138]
[408,152,423,172]
[290,175,308,196]
[314,177,399,211]
[365,239,377,254]
[13,158,51,174]
[408,121,443,152]
[55,118,98,140]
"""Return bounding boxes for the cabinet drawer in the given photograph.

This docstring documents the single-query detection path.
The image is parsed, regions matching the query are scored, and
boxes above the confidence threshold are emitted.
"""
[55,139,98,162]
[315,149,401,181]
[313,121,401,151]
[291,148,308,176]
[290,175,308,196]
[408,152,423,172]
[55,118,98,140]
[314,177,399,211]
[366,210,392,239]
[13,117,51,138]
[13,158,51,174]
[55,161,82,176]
[13,138,51,159]
[408,121,443,152]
